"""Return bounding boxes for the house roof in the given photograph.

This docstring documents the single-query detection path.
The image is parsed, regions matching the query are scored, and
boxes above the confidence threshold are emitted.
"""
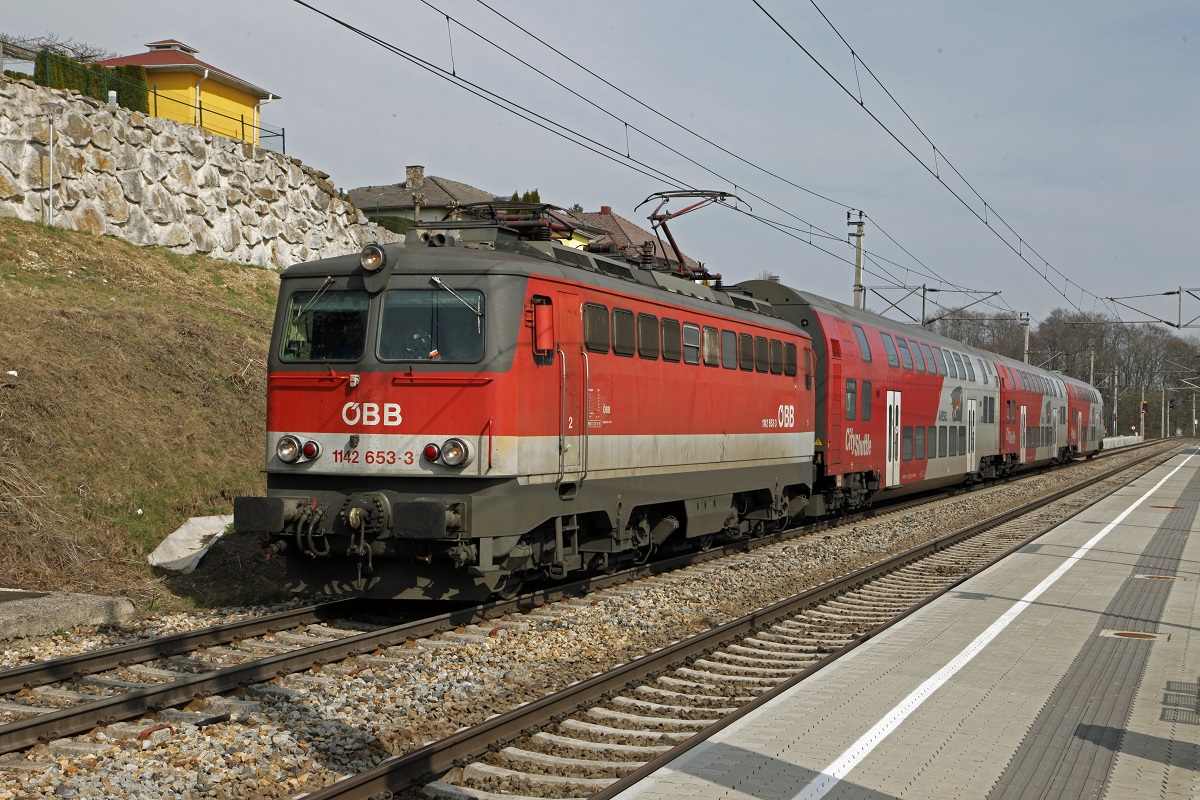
[96,40,277,100]
[347,176,501,213]
[577,207,699,269]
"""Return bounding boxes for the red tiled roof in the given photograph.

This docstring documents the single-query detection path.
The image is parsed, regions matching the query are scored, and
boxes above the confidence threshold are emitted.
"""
[96,43,277,99]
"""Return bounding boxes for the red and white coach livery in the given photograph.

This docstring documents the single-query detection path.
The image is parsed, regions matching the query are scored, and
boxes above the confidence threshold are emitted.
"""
[235,212,816,600]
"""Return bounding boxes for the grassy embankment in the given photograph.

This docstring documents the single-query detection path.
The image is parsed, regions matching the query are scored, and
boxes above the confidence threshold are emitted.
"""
[0,216,286,609]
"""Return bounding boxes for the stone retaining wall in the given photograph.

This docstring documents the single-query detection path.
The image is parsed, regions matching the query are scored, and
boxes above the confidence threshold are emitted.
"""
[0,77,398,269]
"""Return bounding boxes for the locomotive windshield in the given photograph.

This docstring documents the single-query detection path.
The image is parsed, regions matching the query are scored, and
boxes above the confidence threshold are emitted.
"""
[379,289,485,362]
[280,289,369,362]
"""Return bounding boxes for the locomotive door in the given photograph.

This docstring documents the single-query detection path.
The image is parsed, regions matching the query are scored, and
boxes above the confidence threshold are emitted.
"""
[967,398,977,470]
[556,291,585,482]
[1019,405,1028,464]
[885,390,901,487]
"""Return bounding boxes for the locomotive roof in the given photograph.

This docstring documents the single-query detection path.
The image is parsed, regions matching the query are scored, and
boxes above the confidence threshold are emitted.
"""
[280,223,790,327]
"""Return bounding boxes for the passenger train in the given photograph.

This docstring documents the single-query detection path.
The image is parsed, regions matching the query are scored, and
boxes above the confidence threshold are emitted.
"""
[233,203,1104,600]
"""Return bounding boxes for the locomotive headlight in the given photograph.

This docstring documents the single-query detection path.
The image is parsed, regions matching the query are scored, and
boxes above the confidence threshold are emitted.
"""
[360,244,387,272]
[440,438,471,467]
[276,435,302,463]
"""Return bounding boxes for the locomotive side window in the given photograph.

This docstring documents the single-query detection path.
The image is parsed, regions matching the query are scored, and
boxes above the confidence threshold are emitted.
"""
[908,339,927,372]
[281,289,369,362]
[769,339,783,374]
[862,380,872,420]
[783,342,797,376]
[846,379,857,420]
[738,333,754,371]
[682,323,701,365]
[879,333,900,367]
[721,330,738,369]
[612,308,635,357]
[661,318,682,362]
[378,289,486,362]
[896,338,914,370]
[638,314,659,359]
[853,324,872,362]
[754,336,769,373]
[702,326,721,367]
[583,303,610,353]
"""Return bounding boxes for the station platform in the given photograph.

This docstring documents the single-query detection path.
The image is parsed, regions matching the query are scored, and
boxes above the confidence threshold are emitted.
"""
[612,446,1200,800]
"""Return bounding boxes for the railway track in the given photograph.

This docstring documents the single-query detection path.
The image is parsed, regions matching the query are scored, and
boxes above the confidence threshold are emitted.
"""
[292,442,1177,800]
[0,442,1172,790]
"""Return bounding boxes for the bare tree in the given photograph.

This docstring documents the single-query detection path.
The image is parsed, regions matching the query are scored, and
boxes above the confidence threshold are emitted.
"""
[0,32,117,63]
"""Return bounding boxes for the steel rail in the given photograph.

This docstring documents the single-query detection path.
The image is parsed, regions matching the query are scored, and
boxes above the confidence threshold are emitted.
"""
[295,444,1173,800]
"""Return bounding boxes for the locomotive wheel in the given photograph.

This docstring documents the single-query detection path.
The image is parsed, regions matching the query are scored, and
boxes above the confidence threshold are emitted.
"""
[696,534,715,551]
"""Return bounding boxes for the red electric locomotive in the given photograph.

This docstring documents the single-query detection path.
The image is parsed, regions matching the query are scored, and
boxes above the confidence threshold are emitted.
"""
[234,208,816,600]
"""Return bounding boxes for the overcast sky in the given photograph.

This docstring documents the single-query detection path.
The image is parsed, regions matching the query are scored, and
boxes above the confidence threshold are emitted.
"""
[5,1,1197,328]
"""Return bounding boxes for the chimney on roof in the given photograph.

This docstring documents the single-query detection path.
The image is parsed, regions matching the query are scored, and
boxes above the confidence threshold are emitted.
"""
[600,205,612,215]
[405,165,426,190]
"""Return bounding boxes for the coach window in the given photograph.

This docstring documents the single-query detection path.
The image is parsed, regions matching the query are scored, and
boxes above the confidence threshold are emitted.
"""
[755,336,770,373]
[683,323,701,365]
[879,333,900,367]
[739,333,755,370]
[612,308,635,357]
[915,425,926,460]
[959,426,967,454]
[939,426,949,458]
[960,353,976,382]
[896,338,914,370]
[583,303,610,353]
[862,380,873,420]
[931,346,948,376]
[721,330,738,369]
[927,426,937,458]
[909,339,927,372]
[661,318,682,362]
[977,358,988,384]
[948,424,958,456]
[784,342,798,376]
[769,339,784,374]
[920,343,937,374]
[702,326,721,367]
[846,379,857,420]
[853,324,872,362]
[638,313,659,359]
[902,427,913,461]
[944,349,959,379]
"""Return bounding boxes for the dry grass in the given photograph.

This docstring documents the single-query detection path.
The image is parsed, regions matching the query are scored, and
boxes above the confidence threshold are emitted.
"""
[0,216,287,609]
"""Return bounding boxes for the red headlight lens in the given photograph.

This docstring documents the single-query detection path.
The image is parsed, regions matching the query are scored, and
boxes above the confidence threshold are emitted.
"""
[301,440,321,460]
[422,443,441,462]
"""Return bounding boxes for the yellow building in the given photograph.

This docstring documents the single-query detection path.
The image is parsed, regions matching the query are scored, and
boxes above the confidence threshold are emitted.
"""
[97,40,279,146]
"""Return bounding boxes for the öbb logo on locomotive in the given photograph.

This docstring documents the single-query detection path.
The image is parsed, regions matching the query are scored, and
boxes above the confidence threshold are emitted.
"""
[341,402,402,427]
[232,201,1105,602]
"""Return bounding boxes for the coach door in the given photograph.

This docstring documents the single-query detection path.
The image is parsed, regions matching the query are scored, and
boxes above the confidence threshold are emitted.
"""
[885,390,901,487]
[1019,405,1028,465]
[557,291,585,482]
[967,398,977,470]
